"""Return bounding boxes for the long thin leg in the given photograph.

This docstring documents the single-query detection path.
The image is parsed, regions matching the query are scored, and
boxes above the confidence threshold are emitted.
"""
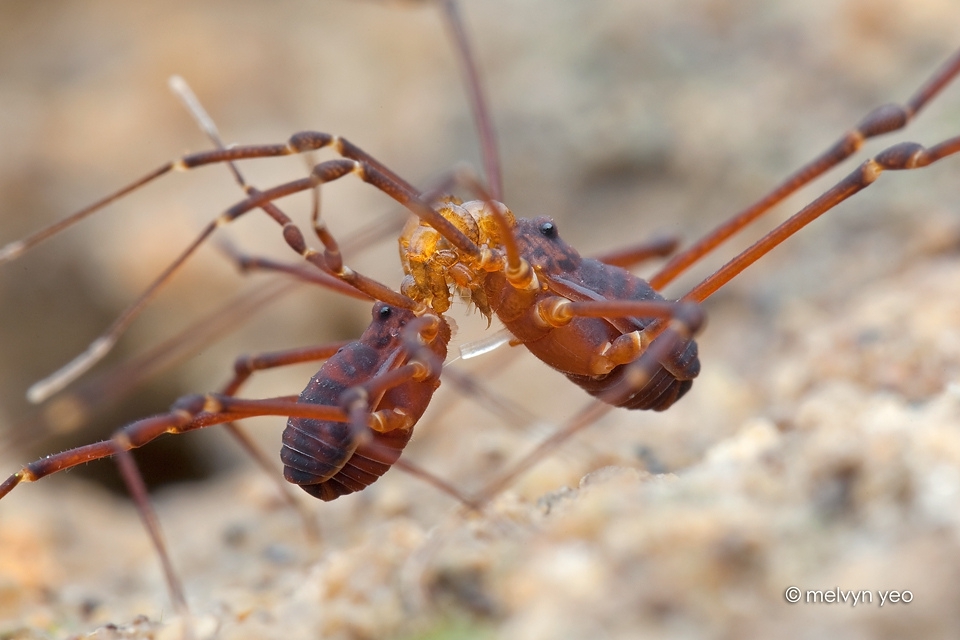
[9,203,409,448]
[2,279,299,454]
[392,458,477,508]
[172,78,362,303]
[15,53,508,408]
[0,133,479,267]
[439,0,678,277]
[220,422,321,538]
[4,87,424,528]
[439,0,674,270]
[12,125,483,402]
[440,366,540,431]
[213,342,351,540]
[111,443,190,624]
[438,0,502,201]
[470,304,705,505]
[172,80,379,540]
[591,235,679,269]
[21,154,412,403]
[648,45,960,290]
[219,344,347,396]
[23,144,322,403]
[684,135,960,303]
[613,132,960,368]
[24,222,219,403]
[0,391,340,619]
[28,143,478,403]
[212,149,481,262]
[1,310,476,509]
[1,392,474,512]
[0,396,348,502]
[10,80,391,611]
[216,240,372,297]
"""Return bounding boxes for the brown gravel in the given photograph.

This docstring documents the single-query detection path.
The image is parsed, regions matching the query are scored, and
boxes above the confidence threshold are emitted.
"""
[1,1,959,639]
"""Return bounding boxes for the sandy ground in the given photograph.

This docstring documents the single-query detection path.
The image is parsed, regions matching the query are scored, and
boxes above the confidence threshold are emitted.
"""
[1,0,960,638]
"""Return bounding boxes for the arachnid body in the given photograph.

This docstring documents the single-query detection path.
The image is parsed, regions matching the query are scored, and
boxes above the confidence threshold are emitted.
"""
[1,1,960,639]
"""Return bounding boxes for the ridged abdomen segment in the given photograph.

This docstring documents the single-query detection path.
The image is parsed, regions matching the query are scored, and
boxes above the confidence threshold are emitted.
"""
[279,303,450,502]
[494,218,702,411]
[281,341,381,500]
[300,427,414,501]
[566,337,699,411]
[569,258,700,410]
[281,337,417,502]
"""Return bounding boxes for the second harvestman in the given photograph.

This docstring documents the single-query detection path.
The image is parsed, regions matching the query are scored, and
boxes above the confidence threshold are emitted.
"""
[1,0,960,632]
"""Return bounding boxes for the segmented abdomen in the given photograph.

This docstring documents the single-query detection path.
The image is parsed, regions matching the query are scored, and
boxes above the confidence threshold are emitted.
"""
[572,258,700,410]
[281,341,412,502]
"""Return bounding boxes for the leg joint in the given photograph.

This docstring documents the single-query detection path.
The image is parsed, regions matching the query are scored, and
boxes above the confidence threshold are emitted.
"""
[288,131,334,153]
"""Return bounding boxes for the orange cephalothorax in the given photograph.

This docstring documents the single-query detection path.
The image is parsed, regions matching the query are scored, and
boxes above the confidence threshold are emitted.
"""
[399,197,515,317]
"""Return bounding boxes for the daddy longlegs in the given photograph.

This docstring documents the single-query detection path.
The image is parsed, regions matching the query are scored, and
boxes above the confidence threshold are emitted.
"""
[1,0,960,636]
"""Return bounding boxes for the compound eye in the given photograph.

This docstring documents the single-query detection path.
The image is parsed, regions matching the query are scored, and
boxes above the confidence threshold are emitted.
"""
[378,305,393,320]
[539,221,558,239]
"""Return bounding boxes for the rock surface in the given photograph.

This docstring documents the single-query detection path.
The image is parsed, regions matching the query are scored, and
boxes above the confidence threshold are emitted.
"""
[1,1,959,638]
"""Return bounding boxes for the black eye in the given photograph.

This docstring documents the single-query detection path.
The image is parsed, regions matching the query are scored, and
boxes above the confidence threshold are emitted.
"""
[378,305,393,319]
[539,221,557,238]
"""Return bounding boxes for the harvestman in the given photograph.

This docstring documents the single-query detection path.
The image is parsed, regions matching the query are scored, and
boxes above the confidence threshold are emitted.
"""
[0,0,959,631]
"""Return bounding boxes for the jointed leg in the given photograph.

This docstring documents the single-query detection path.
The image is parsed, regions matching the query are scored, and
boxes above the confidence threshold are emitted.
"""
[172,80,362,537]
[170,78,473,507]
[0,387,350,503]
[111,443,189,621]
[214,238,370,301]
[470,302,705,505]
[0,386,345,617]
[12,78,485,402]
[16,201,410,452]
[534,297,701,375]
[6,279,302,454]
[649,46,960,290]
[591,235,680,269]
[21,144,427,405]
[213,342,354,539]
[685,135,960,304]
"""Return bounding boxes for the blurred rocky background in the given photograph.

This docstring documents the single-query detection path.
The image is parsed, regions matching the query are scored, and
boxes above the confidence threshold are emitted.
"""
[0,0,959,638]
